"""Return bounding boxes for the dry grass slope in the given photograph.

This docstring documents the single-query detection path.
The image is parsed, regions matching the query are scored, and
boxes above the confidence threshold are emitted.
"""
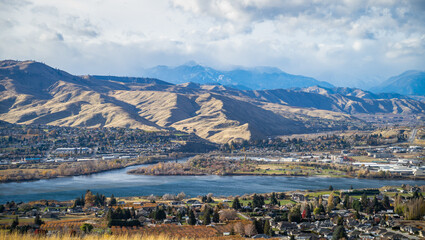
[1,60,424,143]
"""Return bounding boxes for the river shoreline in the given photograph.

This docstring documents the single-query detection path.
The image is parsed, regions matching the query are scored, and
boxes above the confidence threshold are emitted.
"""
[128,171,425,180]
[0,155,194,184]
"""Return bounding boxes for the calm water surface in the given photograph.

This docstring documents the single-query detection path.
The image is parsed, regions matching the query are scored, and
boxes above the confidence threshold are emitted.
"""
[1,158,424,203]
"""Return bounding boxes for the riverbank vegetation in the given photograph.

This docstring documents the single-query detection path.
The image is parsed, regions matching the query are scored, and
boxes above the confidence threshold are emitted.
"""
[0,154,188,183]
[128,156,420,180]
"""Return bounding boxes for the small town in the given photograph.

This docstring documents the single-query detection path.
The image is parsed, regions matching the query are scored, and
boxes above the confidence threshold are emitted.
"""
[1,185,424,240]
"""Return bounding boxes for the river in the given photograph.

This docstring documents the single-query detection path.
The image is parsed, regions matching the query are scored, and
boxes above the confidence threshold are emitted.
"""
[1,158,424,203]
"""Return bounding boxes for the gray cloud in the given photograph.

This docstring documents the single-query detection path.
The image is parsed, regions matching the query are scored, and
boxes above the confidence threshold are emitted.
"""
[0,0,423,88]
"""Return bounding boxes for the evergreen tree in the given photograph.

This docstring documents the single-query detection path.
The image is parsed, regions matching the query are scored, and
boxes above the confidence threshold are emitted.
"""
[109,194,117,206]
[252,194,265,208]
[382,195,390,209]
[212,210,220,223]
[332,216,347,240]
[106,208,113,227]
[270,192,278,205]
[34,214,44,225]
[332,226,347,240]
[188,210,196,225]
[371,196,382,213]
[253,219,264,234]
[263,220,272,236]
[154,207,166,221]
[10,216,18,231]
[232,197,241,210]
[361,193,369,211]
[288,205,302,223]
[343,194,350,209]
[204,211,211,225]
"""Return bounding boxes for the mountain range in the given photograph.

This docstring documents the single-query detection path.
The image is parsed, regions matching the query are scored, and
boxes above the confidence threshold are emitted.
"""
[1,60,424,143]
[142,62,334,90]
[370,70,425,96]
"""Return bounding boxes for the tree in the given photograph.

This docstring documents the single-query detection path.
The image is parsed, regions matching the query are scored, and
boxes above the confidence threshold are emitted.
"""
[351,199,361,212]
[382,195,390,210]
[84,190,95,207]
[109,194,117,206]
[232,197,242,210]
[106,208,113,227]
[80,223,93,233]
[263,220,272,236]
[371,196,382,213]
[204,211,211,225]
[234,222,244,236]
[302,204,311,219]
[177,192,186,201]
[10,216,19,231]
[327,192,335,212]
[154,207,166,221]
[270,192,278,205]
[213,209,220,223]
[343,195,350,209]
[34,214,44,225]
[361,193,369,211]
[314,203,325,215]
[332,225,347,240]
[207,196,214,203]
[254,219,264,234]
[288,206,302,223]
[188,210,196,225]
[332,216,347,239]
[252,194,265,208]
[245,223,257,237]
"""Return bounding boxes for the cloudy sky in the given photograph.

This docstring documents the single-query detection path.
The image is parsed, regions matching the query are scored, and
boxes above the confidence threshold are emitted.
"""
[1,0,424,88]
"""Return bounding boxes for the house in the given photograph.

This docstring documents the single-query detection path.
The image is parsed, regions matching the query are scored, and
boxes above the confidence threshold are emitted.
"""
[278,221,298,231]
[294,233,318,240]
[317,227,332,238]
[291,193,306,202]
[359,233,374,240]
[186,199,201,204]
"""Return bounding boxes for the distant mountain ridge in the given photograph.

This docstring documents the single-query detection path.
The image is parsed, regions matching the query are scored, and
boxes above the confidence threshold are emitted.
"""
[371,70,425,96]
[142,63,334,90]
[1,60,425,143]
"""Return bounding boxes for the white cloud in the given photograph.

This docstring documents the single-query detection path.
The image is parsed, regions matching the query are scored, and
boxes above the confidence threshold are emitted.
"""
[0,0,424,88]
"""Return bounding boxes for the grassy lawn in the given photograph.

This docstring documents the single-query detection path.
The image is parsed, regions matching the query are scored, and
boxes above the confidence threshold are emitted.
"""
[229,199,296,207]
[351,156,385,162]
[305,191,340,197]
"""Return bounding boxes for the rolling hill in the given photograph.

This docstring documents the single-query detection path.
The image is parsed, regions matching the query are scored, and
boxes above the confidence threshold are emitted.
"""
[1,60,424,143]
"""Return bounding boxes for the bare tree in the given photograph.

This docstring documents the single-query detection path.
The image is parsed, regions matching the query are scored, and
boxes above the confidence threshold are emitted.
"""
[177,192,186,201]
[245,223,257,237]
[234,222,244,236]
[147,194,156,202]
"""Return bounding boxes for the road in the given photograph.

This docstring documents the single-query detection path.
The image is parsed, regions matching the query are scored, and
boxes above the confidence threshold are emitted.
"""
[408,128,418,143]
